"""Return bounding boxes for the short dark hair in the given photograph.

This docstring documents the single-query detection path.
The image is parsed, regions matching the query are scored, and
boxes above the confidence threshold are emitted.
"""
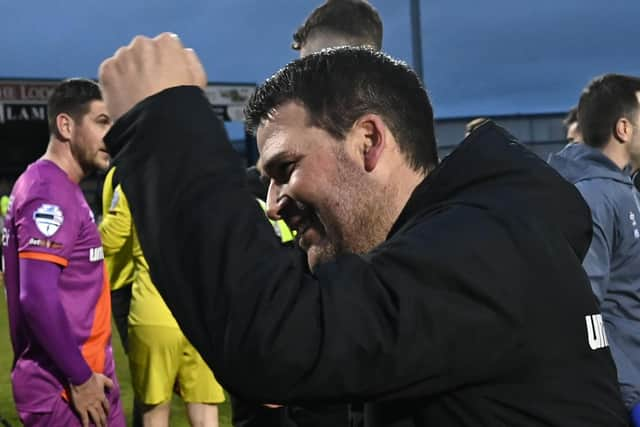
[563,105,578,129]
[292,0,383,51]
[245,47,438,173]
[578,74,640,148]
[465,117,490,136]
[47,78,102,139]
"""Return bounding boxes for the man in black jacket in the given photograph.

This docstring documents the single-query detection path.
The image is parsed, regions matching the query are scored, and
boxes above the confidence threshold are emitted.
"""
[98,34,628,426]
[235,2,385,424]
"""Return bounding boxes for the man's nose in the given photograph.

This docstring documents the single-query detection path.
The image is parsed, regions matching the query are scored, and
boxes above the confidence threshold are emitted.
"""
[266,180,283,221]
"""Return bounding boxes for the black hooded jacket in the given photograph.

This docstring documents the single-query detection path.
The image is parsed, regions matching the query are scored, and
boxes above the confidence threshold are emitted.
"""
[105,86,627,427]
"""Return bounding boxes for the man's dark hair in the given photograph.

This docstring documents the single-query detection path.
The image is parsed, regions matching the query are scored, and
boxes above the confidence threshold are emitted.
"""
[47,78,102,139]
[292,0,383,51]
[578,74,640,148]
[245,47,438,173]
[465,117,490,136]
[563,105,578,130]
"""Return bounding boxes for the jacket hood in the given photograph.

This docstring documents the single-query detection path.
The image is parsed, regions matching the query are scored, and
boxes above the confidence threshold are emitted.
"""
[547,142,632,186]
[393,121,593,260]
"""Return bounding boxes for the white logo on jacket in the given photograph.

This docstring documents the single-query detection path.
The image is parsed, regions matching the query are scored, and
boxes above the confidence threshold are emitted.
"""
[586,314,609,350]
[630,212,640,239]
[33,204,64,237]
[110,188,120,211]
[89,247,104,262]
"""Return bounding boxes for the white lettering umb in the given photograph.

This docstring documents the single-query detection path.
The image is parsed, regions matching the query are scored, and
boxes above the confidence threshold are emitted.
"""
[89,247,104,262]
[586,314,609,350]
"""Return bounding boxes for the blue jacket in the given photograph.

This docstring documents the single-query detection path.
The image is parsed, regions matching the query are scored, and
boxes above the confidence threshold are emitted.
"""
[549,143,640,409]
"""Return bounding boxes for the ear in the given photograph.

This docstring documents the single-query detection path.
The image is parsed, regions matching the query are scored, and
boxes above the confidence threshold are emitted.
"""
[55,113,73,141]
[353,114,387,173]
[614,117,633,144]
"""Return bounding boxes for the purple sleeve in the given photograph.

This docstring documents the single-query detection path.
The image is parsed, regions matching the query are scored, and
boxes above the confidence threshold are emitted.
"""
[16,189,78,264]
[19,258,92,385]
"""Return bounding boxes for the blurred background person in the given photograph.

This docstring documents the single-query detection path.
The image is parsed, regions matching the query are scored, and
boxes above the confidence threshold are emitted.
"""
[548,74,640,426]
[292,0,382,57]
[564,105,583,143]
[99,165,142,427]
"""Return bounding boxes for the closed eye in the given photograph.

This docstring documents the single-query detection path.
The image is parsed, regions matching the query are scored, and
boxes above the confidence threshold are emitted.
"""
[272,161,296,184]
[262,152,302,185]
[281,161,295,178]
[95,114,111,126]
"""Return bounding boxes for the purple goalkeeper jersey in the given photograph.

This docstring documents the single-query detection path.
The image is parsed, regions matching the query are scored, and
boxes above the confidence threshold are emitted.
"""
[1,159,116,413]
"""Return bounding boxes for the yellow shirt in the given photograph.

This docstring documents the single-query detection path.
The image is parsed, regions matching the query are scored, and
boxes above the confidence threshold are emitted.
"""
[101,182,178,328]
[101,184,294,329]
[256,199,294,243]
[99,168,135,291]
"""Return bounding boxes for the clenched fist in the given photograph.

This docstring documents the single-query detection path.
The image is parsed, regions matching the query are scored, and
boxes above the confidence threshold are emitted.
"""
[99,33,207,121]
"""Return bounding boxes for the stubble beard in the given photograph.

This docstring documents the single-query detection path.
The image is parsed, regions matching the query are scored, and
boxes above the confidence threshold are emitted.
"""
[308,149,394,270]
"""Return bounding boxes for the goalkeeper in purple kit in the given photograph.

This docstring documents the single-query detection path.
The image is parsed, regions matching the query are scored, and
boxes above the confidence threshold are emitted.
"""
[1,79,124,427]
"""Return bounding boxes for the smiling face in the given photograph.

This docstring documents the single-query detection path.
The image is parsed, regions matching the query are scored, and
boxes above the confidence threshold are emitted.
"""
[258,101,389,271]
[246,48,440,269]
[68,100,112,174]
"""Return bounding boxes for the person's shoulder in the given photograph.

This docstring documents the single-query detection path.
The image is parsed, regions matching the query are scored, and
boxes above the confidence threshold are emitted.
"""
[23,159,73,192]
[575,177,617,201]
[14,161,79,217]
[391,204,498,250]
[370,204,522,278]
[13,162,48,206]
[102,168,115,199]
[104,184,130,218]
[576,179,627,214]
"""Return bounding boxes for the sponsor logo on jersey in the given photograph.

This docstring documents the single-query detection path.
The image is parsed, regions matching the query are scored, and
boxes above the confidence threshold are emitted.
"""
[630,212,640,239]
[586,314,609,350]
[33,204,64,237]
[109,188,120,211]
[89,246,104,262]
[27,237,63,249]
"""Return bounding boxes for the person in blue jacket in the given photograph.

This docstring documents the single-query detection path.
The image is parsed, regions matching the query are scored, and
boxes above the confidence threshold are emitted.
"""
[549,73,640,425]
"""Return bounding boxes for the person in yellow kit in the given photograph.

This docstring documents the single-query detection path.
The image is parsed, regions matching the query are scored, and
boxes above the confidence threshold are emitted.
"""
[100,167,142,427]
[0,194,9,216]
[257,199,294,244]
[100,176,224,427]
[100,168,135,349]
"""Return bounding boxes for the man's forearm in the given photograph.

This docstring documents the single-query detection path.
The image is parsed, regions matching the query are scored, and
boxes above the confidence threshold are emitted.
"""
[19,258,92,385]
